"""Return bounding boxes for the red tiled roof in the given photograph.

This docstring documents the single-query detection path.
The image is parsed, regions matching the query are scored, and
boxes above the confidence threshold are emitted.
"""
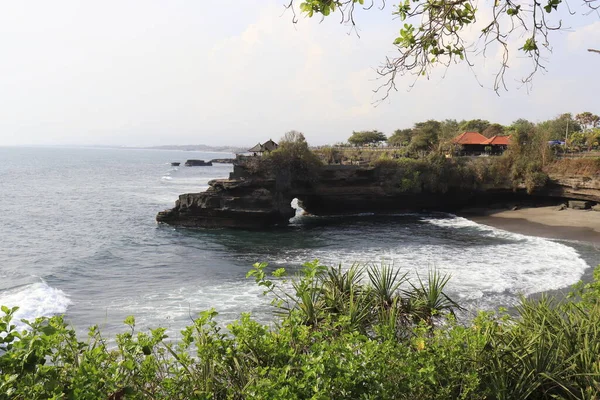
[482,135,511,145]
[452,132,488,145]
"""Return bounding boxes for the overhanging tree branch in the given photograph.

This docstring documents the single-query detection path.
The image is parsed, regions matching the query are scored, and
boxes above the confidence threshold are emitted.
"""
[283,0,599,99]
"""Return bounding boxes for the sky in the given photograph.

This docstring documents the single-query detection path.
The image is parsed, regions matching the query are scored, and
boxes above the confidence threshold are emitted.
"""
[0,1,598,147]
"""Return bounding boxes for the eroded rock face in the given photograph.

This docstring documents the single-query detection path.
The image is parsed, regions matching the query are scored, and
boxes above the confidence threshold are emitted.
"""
[541,176,600,203]
[156,178,295,229]
[156,165,600,229]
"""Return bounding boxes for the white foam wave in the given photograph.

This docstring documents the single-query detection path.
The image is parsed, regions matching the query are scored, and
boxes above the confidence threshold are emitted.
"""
[0,282,72,327]
[107,281,271,331]
[271,215,589,310]
[160,176,173,181]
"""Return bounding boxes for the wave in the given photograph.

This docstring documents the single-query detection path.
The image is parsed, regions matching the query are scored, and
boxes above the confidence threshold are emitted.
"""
[106,280,271,331]
[0,281,72,328]
[270,214,589,310]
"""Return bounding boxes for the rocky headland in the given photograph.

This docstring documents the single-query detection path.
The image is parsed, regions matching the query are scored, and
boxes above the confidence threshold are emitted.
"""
[156,159,600,229]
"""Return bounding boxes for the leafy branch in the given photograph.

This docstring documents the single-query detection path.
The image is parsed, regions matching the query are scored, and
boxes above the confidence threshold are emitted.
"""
[283,0,599,100]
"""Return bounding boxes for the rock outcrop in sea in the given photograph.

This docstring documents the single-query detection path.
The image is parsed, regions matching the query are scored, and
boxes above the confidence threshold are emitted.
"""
[184,160,213,167]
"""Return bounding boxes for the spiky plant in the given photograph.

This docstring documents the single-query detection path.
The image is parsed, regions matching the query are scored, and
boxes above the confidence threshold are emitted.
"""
[406,270,461,326]
[322,263,365,314]
[367,263,407,310]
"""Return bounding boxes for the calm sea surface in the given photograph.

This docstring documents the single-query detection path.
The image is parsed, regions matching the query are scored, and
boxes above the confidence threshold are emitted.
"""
[1,146,598,336]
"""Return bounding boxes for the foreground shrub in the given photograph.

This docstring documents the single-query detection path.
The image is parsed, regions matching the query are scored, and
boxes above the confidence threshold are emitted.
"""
[2,262,600,399]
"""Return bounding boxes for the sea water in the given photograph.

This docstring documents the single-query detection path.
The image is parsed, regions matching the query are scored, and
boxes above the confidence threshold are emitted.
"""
[0,146,598,336]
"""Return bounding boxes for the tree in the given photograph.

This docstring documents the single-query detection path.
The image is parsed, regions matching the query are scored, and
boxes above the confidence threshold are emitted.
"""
[387,128,413,147]
[439,119,460,141]
[459,119,491,134]
[537,113,581,141]
[575,112,600,132]
[286,0,599,96]
[482,123,506,138]
[585,128,600,151]
[348,130,387,146]
[279,130,310,153]
[267,130,323,175]
[410,120,441,151]
[568,132,586,148]
[509,119,536,146]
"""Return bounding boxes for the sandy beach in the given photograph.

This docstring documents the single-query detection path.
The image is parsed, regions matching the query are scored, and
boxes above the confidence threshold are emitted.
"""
[461,206,600,246]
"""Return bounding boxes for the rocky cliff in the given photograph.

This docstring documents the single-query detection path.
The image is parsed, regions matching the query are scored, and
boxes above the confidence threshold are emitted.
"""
[541,175,600,203]
[156,164,600,229]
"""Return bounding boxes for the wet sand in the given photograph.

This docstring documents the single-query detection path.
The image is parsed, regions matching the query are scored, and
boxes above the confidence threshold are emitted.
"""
[461,206,600,246]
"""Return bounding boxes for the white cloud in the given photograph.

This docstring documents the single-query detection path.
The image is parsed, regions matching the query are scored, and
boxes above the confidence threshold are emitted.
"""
[0,1,597,146]
[568,20,600,51]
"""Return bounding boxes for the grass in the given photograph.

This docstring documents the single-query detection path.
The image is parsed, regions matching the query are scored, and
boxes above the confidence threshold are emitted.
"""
[544,158,600,177]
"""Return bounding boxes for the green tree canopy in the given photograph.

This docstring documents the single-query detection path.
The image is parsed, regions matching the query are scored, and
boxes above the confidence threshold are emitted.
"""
[387,128,413,146]
[537,113,581,141]
[266,130,323,176]
[459,119,491,134]
[439,119,460,141]
[482,123,506,138]
[348,130,387,146]
[410,120,441,151]
[287,0,599,95]
[509,118,536,145]
[278,130,311,157]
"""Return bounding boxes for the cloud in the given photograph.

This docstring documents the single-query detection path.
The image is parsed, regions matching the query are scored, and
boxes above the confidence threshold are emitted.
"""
[0,1,597,146]
[568,20,600,51]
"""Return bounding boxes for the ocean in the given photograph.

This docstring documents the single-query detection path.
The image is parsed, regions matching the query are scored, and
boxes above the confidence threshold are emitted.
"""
[1,146,598,337]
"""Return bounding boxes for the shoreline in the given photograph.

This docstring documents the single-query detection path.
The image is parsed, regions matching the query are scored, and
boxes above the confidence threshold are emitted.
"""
[459,206,600,246]
[460,205,600,300]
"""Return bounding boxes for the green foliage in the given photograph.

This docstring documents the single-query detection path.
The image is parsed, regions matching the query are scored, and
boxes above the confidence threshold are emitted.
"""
[508,118,536,145]
[387,128,413,147]
[389,120,459,149]
[314,146,342,164]
[459,119,491,134]
[537,113,581,141]
[289,0,590,94]
[439,119,461,141]
[409,120,441,152]
[259,131,323,180]
[572,128,600,151]
[3,264,600,399]
[348,130,387,146]
[482,123,506,138]
[372,153,520,193]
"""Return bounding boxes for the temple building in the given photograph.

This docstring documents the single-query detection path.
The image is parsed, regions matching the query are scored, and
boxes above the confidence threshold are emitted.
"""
[247,139,279,156]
